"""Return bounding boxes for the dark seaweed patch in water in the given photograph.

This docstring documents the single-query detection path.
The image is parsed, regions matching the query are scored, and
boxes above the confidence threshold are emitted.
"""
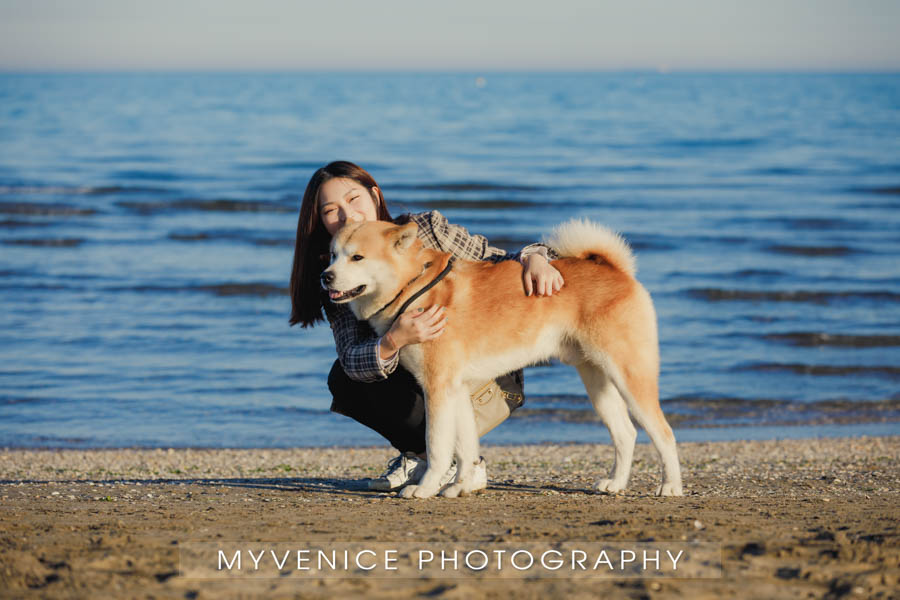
[749,216,858,231]
[254,238,293,247]
[18,433,93,445]
[169,232,212,241]
[167,231,294,247]
[0,185,163,196]
[390,182,542,192]
[118,198,294,214]
[0,219,55,228]
[848,186,900,195]
[687,288,900,304]
[111,169,183,182]
[661,395,899,427]
[409,198,537,210]
[736,363,900,379]
[4,238,84,247]
[746,166,813,176]
[659,137,762,149]
[625,234,680,252]
[765,332,900,348]
[734,269,786,278]
[85,185,165,195]
[114,282,287,297]
[239,160,336,171]
[195,283,287,297]
[766,244,858,257]
[511,396,900,427]
[667,269,786,282]
[847,200,900,210]
[1,397,45,406]
[0,201,97,216]
[0,282,74,291]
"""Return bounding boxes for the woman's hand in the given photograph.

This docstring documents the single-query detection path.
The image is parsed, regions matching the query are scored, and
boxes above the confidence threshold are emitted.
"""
[380,305,447,359]
[523,254,564,297]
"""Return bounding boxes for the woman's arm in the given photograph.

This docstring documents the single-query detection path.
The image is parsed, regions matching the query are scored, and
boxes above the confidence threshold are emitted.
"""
[412,209,559,262]
[326,302,401,382]
[412,210,563,295]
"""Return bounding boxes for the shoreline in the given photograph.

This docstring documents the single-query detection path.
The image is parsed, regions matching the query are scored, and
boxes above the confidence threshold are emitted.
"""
[1,436,898,598]
[2,419,898,452]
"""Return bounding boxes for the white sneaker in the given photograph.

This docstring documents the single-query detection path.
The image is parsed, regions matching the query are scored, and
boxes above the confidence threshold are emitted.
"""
[439,457,488,492]
[368,452,426,491]
[470,457,488,492]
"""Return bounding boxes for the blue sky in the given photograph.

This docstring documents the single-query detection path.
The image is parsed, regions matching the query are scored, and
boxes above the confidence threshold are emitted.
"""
[1,0,898,71]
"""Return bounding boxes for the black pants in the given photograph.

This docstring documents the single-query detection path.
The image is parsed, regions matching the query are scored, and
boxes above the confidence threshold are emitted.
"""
[327,360,525,455]
[328,360,427,454]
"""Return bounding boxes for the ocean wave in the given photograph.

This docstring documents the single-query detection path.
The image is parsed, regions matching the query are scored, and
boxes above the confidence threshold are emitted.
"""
[847,186,900,195]
[408,198,537,210]
[390,182,543,192]
[735,363,900,378]
[108,282,287,297]
[0,185,164,196]
[743,216,865,231]
[167,231,293,247]
[110,169,185,182]
[766,244,861,257]
[764,332,900,348]
[687,288,900,304]
[118,198,294,214]
[224,405,331,417]
[0,219,55,229]
[511,396,900,428]
[744,166,818,176]
[658,136,763,149]
[3,238,84,247]
[237,160,336,171]
[0,201,97,216]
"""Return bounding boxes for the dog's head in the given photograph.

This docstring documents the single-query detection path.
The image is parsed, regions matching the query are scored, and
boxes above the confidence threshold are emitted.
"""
[320,220,421,319]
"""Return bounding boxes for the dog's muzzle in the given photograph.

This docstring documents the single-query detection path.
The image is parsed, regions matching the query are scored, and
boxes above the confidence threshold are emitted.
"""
[320,270,366,303]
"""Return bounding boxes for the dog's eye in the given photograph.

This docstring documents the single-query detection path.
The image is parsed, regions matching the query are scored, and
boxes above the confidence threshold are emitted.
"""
[351,255,364,261]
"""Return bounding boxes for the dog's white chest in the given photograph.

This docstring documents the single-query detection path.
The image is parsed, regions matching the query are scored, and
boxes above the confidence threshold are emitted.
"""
[398,344,425,382]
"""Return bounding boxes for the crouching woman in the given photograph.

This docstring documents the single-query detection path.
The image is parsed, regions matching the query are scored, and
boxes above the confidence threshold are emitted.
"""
[289,161,562,491]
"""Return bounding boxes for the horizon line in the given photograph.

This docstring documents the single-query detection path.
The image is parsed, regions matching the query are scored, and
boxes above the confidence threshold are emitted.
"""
[2,67,899,75]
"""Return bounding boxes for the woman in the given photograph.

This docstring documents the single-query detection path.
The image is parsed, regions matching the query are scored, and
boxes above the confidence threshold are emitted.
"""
[289,161,563,492]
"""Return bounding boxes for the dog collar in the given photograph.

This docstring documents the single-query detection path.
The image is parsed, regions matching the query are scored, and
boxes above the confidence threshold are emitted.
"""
[371,256,456,324]
[393,256,456,321]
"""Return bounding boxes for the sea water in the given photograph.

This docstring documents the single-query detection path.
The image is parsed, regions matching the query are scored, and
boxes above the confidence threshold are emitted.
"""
[1,72,898,447]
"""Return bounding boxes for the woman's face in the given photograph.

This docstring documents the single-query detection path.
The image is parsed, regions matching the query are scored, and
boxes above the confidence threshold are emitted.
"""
[318,177,380,236]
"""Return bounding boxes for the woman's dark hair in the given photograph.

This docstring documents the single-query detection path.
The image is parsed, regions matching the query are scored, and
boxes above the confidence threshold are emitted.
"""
[289,161,392,327]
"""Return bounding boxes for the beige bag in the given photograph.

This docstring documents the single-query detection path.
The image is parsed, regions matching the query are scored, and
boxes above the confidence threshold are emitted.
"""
[470,380,512,436]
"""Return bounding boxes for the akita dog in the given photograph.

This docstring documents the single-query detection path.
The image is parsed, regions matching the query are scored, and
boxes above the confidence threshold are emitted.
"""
[321,219,683,499]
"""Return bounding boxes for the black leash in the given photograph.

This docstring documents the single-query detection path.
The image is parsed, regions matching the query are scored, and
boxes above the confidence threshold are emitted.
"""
[376,256,456,325]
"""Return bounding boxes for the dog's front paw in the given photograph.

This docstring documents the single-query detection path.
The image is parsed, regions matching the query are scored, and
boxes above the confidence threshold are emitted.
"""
[398,484,438,499]
[594,478,626,494]
[398,485,419,499]
[412,483,439,498]
[656,482,683,497]
[440,483,464,498]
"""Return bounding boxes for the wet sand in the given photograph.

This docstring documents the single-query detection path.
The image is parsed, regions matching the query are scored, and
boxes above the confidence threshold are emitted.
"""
[1,436,898,599]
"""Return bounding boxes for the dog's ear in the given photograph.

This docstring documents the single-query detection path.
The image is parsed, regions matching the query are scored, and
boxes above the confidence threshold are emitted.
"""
[390,222,419,252]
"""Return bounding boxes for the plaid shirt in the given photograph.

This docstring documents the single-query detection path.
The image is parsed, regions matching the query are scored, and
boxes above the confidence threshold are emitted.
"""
[324,210,559,382]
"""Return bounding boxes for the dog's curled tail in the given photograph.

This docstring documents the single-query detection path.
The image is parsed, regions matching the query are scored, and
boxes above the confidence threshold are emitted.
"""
[544,218,636,277]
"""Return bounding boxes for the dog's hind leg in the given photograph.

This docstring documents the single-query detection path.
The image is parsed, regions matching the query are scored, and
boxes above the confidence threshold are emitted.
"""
[576,363,637,494]
[400,378,458,499]
[441,387,480,498]
[604,360,683,497]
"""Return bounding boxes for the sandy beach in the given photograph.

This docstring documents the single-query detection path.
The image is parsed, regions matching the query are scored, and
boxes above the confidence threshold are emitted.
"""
[1,436,898,599]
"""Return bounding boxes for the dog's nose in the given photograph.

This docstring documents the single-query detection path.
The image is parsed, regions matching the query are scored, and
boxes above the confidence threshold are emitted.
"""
[321,270,335,286]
